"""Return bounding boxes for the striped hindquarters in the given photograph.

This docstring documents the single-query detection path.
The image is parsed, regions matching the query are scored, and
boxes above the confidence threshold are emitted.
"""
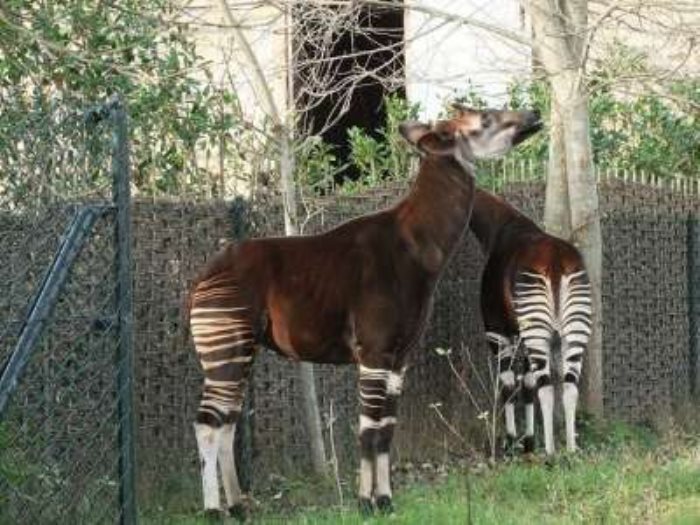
[514,269,592,385]
[190,275,255,426]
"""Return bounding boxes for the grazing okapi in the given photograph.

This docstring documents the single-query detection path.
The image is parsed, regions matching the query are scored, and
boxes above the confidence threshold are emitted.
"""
[469,188,592,455]
[187,106,542,518]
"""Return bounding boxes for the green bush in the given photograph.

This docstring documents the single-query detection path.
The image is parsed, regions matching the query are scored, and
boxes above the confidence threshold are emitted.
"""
[341,94,420,193]
[308,50,698,194]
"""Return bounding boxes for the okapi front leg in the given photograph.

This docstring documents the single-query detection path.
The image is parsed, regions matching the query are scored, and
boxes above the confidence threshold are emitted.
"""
[487,332,518,452]
[375,367,405,514]
[357,365,404,514]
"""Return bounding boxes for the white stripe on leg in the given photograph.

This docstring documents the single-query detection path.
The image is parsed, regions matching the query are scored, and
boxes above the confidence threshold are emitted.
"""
[194,423,222,510]
[538,385,555,455]
[375,453,391,498]
[525,403,534,436]
[504,402,516,437]
[524,371,535,438]
[217,423,243,507]
[500,369,517,437]
[563,382,579,452]
[359,458,373,499]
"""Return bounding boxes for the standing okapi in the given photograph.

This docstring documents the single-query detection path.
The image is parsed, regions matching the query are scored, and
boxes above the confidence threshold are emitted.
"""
[187,106,542,518]
[470,188,592,455]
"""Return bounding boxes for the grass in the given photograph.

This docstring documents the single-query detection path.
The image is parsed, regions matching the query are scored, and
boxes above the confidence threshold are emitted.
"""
[141,420,700,524]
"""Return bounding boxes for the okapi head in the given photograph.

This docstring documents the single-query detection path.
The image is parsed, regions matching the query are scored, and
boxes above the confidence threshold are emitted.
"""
[399,106,542,163]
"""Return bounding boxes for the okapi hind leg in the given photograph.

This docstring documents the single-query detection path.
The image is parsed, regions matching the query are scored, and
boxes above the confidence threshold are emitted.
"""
[194,375,253,519]
[190,278,256,518]
[521,370,536,453]
[218,422,246,520]
[194,421,224,514]
[526,342,555,455]
[560,270,592,452]
[514,271,556,455]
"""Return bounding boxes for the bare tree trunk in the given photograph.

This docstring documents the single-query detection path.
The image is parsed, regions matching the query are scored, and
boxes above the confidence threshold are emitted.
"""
[279,129,328,475]
[218,0,327,475]
[529,0,604,417]
[561,86,604,415]
[544,98,572,238]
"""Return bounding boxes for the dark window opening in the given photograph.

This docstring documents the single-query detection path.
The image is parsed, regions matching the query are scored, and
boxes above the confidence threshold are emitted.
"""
[293,2,405,183]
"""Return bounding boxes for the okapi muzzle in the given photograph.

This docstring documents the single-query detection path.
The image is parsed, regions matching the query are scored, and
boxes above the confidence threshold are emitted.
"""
[399,105,542,162]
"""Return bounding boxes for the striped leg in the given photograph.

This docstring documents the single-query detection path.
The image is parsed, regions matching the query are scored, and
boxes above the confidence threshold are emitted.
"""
[486,332,518,452]
[560,270,592,452]
[190,279,255,517]
[515,272,556,455]
[522,370,536,453]
[357,365,405,515]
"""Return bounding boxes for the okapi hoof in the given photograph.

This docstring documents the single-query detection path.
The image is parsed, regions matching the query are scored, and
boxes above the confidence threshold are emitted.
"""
[376,495,394,515]
[203,509,224,522]
[358,497,374,516]
[522,436,535,454]
[228,503,247,522]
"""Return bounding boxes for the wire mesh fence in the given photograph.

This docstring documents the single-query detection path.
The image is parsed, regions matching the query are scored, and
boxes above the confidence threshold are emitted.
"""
[0,98,134,524]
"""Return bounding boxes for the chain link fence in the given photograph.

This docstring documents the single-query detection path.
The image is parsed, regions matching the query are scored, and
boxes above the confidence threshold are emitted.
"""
[0,98,135,524]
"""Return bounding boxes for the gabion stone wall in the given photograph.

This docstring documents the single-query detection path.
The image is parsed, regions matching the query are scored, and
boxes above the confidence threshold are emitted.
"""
[131,199,234,501]
[128,178,698,507]
[599,180,696,421]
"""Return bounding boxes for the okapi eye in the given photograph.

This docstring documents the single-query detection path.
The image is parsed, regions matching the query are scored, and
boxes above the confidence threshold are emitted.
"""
[481,114,494,127]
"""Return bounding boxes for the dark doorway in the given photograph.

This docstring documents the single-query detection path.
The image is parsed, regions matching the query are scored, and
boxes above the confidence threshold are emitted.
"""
[293,2,405,183]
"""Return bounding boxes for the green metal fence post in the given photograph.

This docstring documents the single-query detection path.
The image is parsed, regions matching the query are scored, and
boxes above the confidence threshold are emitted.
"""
[111,96,137,525]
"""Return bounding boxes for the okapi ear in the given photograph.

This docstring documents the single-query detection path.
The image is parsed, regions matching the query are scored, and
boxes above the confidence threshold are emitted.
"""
[399,121,432,146]
[416,131,455,157]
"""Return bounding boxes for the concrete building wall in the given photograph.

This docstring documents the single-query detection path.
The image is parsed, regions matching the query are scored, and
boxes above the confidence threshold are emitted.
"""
[404,0,531,118]
[182,1,290,122]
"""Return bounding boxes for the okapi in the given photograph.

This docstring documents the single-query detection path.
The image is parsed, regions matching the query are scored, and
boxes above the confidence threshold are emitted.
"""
[187,106,542,518]
[469,188,592,455]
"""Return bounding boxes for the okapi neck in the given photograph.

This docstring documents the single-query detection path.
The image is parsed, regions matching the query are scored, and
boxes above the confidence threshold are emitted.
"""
[469,189,529,255]
[396,156,475,273]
